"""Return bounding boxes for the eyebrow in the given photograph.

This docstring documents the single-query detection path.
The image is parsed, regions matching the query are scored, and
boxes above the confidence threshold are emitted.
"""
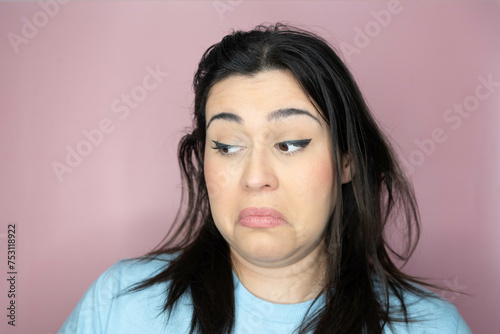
[205,108,322,130]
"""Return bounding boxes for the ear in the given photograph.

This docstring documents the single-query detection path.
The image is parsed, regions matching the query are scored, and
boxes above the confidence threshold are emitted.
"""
[340,153,354,184]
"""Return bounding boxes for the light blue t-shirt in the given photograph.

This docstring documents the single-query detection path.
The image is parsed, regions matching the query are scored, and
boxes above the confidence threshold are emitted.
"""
[59,254,472,333]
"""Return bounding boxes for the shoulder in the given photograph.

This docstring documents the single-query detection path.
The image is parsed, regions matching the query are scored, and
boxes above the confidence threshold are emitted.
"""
[98,252,179,288]
[80,252,179,302]
[59,252,192,334]
[383,283,472,334]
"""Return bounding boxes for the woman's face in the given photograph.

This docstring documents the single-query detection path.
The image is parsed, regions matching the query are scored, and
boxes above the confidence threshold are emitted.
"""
[204,70,349,269]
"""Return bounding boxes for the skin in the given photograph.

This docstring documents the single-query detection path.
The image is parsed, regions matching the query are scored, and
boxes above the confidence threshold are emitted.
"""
[204,69,352,304]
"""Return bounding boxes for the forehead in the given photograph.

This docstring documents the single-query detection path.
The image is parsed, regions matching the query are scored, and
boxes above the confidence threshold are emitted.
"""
[205,70,322,121]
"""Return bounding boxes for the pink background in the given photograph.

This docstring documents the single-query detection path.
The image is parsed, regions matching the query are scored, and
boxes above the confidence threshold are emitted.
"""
[1,1,499,333]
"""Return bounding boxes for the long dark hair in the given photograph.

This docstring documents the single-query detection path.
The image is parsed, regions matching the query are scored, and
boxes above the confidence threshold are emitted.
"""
[121,23,456,333]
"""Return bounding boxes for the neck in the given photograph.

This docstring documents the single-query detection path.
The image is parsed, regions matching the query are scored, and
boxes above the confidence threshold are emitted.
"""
[231,241,327,304]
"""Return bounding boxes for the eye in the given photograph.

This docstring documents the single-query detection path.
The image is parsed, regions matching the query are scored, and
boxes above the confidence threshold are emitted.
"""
[275,139,312,155]
[211,139,312,157]
[211,140,243,156]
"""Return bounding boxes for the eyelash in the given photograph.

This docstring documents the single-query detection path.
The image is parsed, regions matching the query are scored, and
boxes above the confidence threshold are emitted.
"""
[211,139,312,157]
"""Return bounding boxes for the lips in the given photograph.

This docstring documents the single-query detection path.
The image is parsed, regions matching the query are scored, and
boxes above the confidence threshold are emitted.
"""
[237,207,288,228]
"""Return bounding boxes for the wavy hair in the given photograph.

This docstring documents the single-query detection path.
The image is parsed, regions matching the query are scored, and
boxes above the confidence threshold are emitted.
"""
[121,23,456,333]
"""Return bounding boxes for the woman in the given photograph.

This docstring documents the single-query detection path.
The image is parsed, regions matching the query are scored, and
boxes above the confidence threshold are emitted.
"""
[59,23,472,333]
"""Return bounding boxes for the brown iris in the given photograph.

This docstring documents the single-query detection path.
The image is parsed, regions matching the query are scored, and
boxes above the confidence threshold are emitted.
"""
[277,142,289,152]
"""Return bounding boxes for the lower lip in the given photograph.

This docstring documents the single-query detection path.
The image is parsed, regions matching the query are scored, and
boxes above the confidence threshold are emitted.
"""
[238,216,287,228]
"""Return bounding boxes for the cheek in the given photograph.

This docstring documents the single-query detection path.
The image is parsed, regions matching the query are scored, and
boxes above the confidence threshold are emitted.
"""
[204,157,240,236]
[292,154,336,207]
[204,158,225,202]
[204,155,241,204]
[317,159,335,189]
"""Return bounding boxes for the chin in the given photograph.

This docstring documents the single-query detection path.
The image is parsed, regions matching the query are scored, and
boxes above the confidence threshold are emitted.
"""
[239,241,292,264]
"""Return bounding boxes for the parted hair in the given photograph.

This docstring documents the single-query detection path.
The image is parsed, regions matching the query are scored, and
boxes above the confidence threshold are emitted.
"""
[121,23,455,333]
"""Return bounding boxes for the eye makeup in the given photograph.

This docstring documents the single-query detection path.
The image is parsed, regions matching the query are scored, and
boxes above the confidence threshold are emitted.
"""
[211,139,312,157]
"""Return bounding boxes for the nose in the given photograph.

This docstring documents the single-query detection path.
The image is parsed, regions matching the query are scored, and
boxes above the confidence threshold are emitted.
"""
[241,146,278,191]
